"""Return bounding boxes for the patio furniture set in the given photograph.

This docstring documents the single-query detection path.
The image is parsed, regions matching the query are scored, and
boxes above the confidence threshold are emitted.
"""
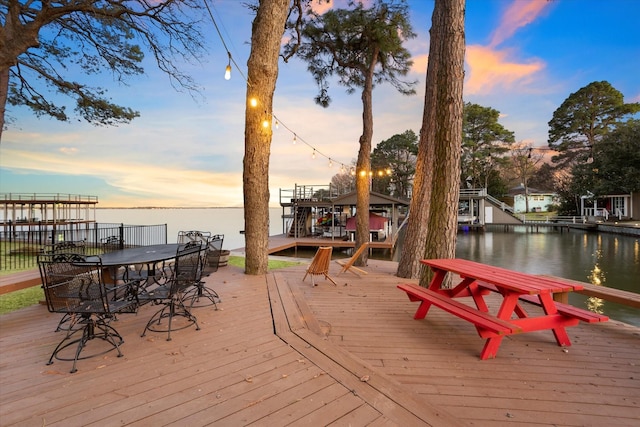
[37,231,224,373]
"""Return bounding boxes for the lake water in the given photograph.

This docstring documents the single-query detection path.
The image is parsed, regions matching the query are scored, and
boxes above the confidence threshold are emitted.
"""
[96,207,284,251]
[96,208,639,326]
[455,227,639,327]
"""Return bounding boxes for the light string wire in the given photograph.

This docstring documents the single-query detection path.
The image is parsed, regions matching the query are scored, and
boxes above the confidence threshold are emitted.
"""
[204,0,355,174]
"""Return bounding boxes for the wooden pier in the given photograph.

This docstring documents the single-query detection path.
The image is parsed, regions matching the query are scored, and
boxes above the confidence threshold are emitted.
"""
[259,234,393,256]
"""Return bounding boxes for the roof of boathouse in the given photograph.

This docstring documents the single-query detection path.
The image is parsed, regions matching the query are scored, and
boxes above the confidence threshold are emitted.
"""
[330,190,409,207]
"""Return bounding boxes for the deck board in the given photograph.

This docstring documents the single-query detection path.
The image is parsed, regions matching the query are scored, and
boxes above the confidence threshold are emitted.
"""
[277,260,640,426]
[1,259,639,426]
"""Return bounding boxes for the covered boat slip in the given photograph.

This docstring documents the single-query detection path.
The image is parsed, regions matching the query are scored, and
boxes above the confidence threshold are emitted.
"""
[1,193,98,226]
[2,259,638,426]
[279,185,409,242]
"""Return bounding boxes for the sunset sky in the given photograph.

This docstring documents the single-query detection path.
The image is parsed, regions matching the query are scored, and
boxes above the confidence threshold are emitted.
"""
[1,0,639,207]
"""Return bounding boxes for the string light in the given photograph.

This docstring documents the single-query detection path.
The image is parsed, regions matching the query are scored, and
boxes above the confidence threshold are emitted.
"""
[224,52,232,80]
[205,0,358,175]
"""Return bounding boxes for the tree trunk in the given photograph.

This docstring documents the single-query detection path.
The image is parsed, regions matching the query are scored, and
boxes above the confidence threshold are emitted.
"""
[397,0,465,282]
[419,0,466,287]
[354,52,378,267]
[243,0,289,275]
[0,68,8,142]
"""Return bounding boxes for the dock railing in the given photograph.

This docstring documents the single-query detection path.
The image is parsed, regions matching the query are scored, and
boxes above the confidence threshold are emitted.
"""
[520,215,588,224]
[0,223,167,271]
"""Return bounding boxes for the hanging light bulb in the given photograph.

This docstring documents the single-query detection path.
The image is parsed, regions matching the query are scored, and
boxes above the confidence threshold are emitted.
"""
[224,52,232,80]
[312,149,316,159]
[275,120,279,129]
[249,97,258,107]
[329,158,333,168]
[293,134,297,144]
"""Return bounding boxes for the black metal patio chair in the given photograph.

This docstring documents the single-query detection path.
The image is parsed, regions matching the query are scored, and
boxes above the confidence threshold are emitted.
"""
[38,253,138,373]
[177,230,211,244]
[101,235,123,252]
[138,242,202,341]
[184,234,224,309]
[43,240,87,256]
[42,240,88,331]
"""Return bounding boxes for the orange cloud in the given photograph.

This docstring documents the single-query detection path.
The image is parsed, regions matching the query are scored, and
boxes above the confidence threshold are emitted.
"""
[490,0,551,48]
[465,45,545,94]
[410,53,428,75]
[464,0,551,95]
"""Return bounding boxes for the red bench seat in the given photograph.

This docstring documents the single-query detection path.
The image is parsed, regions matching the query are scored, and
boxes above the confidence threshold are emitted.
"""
[397,283,522,337]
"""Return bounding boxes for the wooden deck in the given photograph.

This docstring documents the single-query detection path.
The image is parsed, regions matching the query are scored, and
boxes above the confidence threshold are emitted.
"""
[1,260,639,426]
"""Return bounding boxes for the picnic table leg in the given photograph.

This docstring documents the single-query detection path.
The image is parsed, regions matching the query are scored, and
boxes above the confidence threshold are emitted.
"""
[538,293,572,346]
[479,292,521,359]
[413,300,433,319]
[412,269,449,319]
[495,292,520,320]
[469,282,489,312]
[427,269,448,291]
[480,337,503,360]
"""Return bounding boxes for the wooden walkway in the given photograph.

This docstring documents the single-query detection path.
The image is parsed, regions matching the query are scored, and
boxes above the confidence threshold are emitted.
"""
[1,260,639,426]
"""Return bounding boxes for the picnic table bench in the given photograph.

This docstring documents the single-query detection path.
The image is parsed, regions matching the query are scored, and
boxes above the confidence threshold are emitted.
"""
[398,258,608,359]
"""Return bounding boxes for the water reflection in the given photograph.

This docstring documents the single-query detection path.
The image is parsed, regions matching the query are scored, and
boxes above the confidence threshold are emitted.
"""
[586,249,605,314]
[456,228,639,326]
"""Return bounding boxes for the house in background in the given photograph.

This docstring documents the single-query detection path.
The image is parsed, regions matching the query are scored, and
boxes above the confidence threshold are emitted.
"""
[509,184,558,213]
[580,192,638,221]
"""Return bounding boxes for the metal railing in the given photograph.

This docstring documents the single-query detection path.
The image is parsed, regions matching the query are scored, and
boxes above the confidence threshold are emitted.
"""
[1,193,99,203]
[0,222,167,271]
[519,215,588,224]
[279,184,347,205]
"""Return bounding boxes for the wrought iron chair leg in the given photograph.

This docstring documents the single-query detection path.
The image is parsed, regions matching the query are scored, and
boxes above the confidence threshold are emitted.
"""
[48,316,125,373]
[187,282,221,309]
[141,297,199,341]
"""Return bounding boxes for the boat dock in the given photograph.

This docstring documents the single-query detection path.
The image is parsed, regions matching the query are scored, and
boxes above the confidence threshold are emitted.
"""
[263,234,393,256]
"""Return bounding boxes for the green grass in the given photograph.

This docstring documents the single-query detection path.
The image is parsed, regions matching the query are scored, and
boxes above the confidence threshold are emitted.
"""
[0,256,302,315]
[0,286,44,315]
[228,256,303,270]
[521,211,558,221]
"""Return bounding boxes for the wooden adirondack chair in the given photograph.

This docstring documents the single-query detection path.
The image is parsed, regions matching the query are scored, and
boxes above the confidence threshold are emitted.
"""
[336,243,369,276]
[303,247,337,286]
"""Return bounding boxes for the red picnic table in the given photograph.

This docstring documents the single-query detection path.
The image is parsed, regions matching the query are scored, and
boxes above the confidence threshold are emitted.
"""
[398,258,608,359]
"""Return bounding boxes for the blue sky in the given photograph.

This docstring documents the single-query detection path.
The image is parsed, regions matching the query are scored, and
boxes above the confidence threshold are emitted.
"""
[1,0,639,207]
